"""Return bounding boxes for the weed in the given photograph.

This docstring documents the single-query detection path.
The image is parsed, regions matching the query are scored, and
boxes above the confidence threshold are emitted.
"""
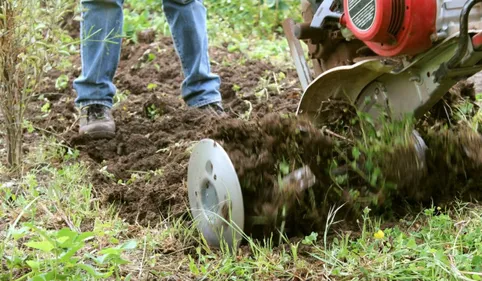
[113,89,131,106]
[4,224,136,280]
[55,74,69,91]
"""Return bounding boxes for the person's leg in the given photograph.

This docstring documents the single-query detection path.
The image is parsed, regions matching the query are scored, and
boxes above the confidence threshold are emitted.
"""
[73,0,124,137]
[162,0,222,110]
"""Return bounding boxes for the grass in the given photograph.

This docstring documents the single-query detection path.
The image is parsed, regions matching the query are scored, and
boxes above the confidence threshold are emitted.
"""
[3,141,482,280]
[2,0,482,280]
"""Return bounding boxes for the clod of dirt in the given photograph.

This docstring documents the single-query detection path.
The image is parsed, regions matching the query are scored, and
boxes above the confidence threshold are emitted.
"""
[60,11,80,38]
[136,29,156,44]
[420,127,482,202]
[372,133,428,203]
[210,113,334,237]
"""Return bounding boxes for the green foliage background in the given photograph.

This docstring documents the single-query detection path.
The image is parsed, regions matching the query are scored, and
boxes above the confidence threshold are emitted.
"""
[205,0,300,37]
[122,0,302,59]
[123,0,301,38]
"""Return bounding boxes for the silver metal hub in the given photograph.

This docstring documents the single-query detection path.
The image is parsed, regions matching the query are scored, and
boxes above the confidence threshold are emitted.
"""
[187,139,244,249]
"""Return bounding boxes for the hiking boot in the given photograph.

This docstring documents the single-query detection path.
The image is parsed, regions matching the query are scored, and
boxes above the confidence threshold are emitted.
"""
[79,104,116,139]
[199,102,227,117]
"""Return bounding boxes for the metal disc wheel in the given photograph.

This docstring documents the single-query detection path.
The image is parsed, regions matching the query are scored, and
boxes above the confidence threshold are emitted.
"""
[187,139,244,249]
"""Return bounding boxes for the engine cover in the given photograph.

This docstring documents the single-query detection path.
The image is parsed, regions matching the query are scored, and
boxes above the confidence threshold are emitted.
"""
[342,0,437,56]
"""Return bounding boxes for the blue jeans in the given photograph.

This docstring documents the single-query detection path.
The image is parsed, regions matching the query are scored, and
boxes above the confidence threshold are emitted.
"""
[73,0,222,108]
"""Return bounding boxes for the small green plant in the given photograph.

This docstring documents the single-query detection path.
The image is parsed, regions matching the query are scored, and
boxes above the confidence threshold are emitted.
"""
[55,74,69,90]
[41,101,51,114]
[113,89,130,105]
[3,224,137,280]
[146,104,160,119]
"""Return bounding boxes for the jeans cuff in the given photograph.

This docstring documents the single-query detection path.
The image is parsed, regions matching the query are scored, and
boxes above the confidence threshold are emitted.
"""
[76,100,113,109]
[189,97,222,108]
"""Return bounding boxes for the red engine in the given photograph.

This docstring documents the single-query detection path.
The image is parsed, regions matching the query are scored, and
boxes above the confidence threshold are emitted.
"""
[341,0,437,57]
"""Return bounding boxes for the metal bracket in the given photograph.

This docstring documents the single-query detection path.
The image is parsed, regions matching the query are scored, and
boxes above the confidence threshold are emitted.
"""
[310,0,342,29]
[434,0,482,82]
[283,18,313,90]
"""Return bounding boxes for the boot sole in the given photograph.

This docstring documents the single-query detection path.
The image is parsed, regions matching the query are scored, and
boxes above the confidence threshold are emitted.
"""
[80,130,116,140]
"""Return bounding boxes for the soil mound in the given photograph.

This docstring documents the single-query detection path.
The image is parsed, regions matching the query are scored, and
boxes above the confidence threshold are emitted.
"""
[35,36,302,225]
[32,35,482,238]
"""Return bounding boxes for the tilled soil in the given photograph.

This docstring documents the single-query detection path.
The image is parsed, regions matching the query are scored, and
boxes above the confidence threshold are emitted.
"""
[35,36,304,227]
[31,35,482,240]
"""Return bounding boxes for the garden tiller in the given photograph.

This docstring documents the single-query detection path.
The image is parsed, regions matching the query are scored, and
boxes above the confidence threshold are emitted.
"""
[187,0,482,248]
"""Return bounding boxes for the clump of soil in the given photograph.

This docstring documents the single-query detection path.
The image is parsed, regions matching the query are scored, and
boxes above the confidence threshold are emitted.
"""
[419,127,482,202]
[210,113,334,236]
[61,11,80,38]
[404,80,482,204]
[364,133,429,208]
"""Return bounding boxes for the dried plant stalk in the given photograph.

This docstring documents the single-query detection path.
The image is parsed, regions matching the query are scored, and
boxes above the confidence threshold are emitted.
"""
[0,2,23,169]
[0,0,67,171]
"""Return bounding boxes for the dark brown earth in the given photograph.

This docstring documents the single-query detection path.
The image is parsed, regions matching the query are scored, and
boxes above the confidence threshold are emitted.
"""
[33,36,304,229]
[27,32,482,242]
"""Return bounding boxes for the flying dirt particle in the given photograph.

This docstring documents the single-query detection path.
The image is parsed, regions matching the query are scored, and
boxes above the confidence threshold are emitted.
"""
[136,29,156,44]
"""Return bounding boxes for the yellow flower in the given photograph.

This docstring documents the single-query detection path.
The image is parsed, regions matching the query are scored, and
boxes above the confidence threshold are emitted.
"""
[374,230,385,240]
